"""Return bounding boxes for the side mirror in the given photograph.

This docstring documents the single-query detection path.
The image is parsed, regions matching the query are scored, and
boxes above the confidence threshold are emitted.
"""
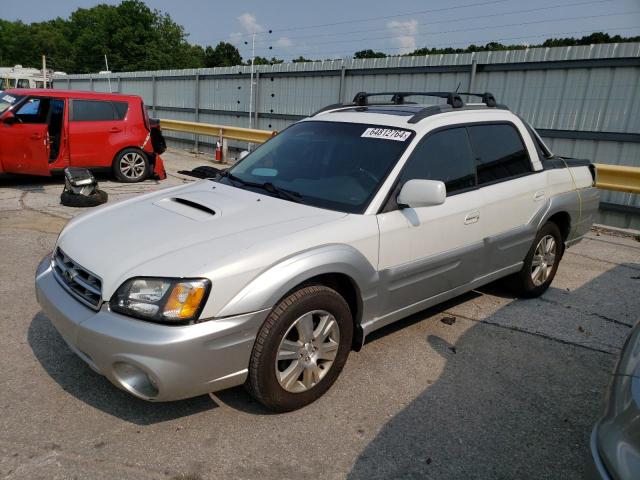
[2,111,17,125]
[397,179,446,208]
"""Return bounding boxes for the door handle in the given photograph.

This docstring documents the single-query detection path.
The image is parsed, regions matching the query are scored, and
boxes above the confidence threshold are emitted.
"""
[109,127,122,133]
[534,191,546,201]
[464,211,480,224]
[30,133,42,140]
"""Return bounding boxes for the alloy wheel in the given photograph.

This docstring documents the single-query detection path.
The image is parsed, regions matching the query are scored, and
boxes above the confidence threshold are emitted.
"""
[531,234,557,286]
[119,152,146,180]
[275,310,340,393]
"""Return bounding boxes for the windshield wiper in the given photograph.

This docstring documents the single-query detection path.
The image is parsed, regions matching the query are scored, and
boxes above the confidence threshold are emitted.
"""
[257,182,302,203]
[217,170,302,203]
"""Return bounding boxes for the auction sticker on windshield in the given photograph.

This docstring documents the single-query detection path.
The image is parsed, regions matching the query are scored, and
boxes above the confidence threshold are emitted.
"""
[2,95,16,103]
[361,128,411,142]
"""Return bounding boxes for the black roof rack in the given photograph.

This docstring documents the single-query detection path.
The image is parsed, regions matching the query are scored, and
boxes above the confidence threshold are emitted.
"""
[352,91,464,108]
[309,91,505,122]
[456,92,497,107]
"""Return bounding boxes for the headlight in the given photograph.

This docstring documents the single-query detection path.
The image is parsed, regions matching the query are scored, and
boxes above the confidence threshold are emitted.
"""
[111,277,211,324]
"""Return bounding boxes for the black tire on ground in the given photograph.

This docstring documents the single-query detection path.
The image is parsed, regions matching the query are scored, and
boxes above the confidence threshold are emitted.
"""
[509,222,564,298]
[246,285,353,412]
[112,148,149,183]
[60,189,108,208]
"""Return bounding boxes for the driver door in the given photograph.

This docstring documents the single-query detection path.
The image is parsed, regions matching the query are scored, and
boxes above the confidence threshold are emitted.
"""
[377,126,486,315]
[0,97,52,176]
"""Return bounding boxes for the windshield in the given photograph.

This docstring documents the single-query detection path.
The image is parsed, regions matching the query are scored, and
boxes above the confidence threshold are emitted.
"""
[0,92,23,113]
[221,121,415,213]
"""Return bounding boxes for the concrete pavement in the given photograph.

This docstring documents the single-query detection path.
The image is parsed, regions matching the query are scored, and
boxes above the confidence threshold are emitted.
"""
[1,150,638,479]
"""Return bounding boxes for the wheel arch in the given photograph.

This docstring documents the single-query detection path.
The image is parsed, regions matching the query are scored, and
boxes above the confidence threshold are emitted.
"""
[112,145,148,165]
[547,211,571,241]
[215,244,378,348]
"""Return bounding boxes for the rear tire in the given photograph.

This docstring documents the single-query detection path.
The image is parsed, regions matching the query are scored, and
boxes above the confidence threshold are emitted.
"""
[510,222,563,298]
[113,148,149,183]
[246,285,353,412]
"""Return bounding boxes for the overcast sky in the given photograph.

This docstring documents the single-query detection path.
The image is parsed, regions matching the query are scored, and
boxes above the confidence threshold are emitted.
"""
[3,0,640,60]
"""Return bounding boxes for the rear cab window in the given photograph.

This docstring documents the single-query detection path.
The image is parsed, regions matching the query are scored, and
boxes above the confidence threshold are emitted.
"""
[71,99,129,121]
[467,123,532,185]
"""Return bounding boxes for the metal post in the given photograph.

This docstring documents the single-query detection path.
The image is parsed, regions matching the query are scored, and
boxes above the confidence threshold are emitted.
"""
[248,32,256,131]
[89,77,94,91]
[194,73,200,153]
[67,78,71,89]
[151,75,157,117]
[116,77,121,93]
[42,55,47,89]
[338,64,346,103]
[254,71,260,128]
[468,60,477,101]
[222,137,229,164]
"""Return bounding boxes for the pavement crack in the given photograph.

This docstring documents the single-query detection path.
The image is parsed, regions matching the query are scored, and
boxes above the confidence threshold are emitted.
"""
[536,297,634,328]
[443,310,618,356]
[565,251,640,272]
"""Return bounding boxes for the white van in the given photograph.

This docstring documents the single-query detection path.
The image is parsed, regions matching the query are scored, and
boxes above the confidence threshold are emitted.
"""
[0,65,58,89]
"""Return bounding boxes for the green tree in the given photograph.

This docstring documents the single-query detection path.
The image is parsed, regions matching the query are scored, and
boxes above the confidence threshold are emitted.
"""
[354,49,386,59]
[204,42,242,67]
[292,56,312,63]
[251,56,284,65]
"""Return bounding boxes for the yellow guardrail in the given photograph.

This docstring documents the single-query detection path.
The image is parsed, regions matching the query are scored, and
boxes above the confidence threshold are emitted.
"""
[160,119,276,144]
[594,163,640,195]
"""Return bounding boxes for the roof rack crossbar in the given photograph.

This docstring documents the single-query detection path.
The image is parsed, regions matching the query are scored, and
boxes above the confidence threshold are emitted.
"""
[352,91,464,108]
[456,92,497,107]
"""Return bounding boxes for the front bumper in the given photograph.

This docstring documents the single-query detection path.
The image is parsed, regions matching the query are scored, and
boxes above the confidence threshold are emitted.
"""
[35,255,269,401]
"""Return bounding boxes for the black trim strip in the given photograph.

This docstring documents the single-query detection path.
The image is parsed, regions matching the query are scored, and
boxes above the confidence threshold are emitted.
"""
[538,129,640,143]
[599,202,640,215]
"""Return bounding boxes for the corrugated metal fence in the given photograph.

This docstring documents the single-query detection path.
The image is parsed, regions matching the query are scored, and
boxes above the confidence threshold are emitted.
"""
[54,42,640,229]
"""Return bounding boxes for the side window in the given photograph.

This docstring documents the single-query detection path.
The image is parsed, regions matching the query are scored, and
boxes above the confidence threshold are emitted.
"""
[113,101,129,120]
[16,79,30,88]
[467,123,532,185]
[398,127,476,195]
[71,99,117,121]
[15,97,51,124]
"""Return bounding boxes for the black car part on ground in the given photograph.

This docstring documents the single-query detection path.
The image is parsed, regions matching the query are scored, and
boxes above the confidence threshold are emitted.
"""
[177,165,221,179]
[60,167,108,207]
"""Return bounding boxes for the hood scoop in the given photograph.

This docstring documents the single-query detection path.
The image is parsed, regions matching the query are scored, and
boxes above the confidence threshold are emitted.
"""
[171,197,216,215]
[154,193,219,221]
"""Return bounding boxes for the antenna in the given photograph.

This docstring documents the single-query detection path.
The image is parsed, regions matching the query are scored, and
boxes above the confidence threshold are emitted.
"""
[455,82,461,93]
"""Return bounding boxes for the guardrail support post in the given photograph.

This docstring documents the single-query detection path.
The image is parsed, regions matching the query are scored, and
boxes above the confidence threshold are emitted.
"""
[338,64,346,103]
[195,73,200,153]
[254,72,260,128]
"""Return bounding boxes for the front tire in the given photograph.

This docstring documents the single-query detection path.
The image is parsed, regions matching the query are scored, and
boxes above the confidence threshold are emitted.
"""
[113,148,149,183]
[247,285,353,412]
[510,222,564,298]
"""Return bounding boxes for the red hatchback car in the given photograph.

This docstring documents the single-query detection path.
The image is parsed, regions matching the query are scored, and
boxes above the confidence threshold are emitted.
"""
[0,89,166,182]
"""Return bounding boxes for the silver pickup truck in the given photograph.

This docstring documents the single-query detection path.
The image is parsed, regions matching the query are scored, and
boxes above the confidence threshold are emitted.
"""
[35,91,599,411]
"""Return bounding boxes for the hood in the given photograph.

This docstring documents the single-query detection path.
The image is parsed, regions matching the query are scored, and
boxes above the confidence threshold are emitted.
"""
[57,180,346,297]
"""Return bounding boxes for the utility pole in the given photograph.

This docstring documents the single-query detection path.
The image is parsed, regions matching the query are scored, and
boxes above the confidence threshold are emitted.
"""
[104,54,112,93]
[42,55,47,89]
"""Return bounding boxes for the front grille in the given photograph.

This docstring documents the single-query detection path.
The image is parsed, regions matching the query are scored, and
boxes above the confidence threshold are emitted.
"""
[52,248,102,310]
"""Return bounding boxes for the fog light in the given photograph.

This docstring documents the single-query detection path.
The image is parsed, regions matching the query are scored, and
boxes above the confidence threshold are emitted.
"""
[112,362,159,399]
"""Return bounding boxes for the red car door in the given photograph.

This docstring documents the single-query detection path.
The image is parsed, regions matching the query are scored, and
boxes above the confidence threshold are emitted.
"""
[0,96,51,176]
[68,99,126,167]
